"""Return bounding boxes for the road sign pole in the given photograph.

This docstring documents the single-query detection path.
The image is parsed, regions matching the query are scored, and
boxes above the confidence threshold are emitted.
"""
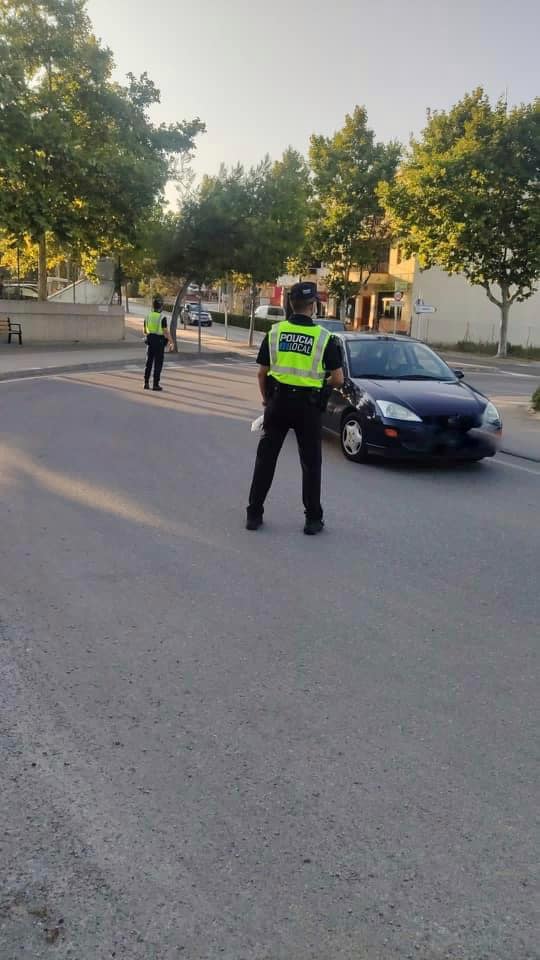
[198,298,202,354]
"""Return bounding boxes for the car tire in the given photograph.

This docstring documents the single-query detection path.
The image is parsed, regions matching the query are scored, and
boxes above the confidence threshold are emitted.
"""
[340,414,368,462]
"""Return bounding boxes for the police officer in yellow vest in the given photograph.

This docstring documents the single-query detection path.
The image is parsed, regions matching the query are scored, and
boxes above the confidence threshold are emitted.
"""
[247,282,344,535]
[144,297,170,391]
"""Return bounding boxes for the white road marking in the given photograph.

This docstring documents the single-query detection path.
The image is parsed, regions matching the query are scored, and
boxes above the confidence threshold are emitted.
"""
[467,369,539,380]
[0,373,46,384]
[491,457,540,476]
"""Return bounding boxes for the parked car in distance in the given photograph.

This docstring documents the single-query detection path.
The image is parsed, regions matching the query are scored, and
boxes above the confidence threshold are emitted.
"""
[323,333,502,463]
[187,308,212,327]
[1,283,39,300]
[255,305,286,322]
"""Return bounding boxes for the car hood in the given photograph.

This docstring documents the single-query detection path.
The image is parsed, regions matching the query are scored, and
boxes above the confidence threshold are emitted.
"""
[353,378,487,417]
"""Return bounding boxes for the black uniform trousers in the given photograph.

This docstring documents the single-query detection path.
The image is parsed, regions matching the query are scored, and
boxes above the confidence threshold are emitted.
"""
[248,388,323,522]
[144,334,165,387]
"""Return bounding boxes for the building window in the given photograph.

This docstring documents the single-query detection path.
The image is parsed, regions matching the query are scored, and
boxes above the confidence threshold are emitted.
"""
[373,244,390,273]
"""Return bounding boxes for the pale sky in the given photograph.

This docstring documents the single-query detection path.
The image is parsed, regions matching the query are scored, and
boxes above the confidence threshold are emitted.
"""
[87,0,538,195]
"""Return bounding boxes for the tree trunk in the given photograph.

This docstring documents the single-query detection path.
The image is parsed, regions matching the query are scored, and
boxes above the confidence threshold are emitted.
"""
[169,287,184,353]
[497,290,511,357]
[38,235,48,300]
[248,278,257,347]
[339,266,351,322]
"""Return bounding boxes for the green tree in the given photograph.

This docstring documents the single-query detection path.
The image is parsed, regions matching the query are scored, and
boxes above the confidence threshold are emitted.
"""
[0,0,204,298]
[308,107,401,320]
[379,89,540,356]
[223,150,310,343]
[159,149,311,343]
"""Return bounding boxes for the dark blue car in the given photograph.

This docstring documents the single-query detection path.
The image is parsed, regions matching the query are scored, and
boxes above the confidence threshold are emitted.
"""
[324,334,502,463]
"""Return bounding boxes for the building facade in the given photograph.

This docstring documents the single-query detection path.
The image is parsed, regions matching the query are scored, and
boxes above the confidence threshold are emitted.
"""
[328,248,540,348]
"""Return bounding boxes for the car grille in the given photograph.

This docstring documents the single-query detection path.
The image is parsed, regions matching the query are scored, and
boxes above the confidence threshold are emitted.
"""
[423,414,481,432]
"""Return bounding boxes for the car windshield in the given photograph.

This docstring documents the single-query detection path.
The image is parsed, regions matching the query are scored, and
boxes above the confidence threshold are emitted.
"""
[346,339,455,381]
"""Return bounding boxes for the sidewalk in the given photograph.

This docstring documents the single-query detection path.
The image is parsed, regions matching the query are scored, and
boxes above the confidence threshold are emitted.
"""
[0,321,259,381]
[439,350,540,378]
[496,402,540,462]
[126,310,264,350]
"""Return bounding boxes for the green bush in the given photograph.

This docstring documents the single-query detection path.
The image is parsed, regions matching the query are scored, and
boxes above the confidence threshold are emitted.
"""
[455,340,499,355]
[506,343,540,360]
[434,340,540,361]
[532,387,540,412]
[210,311,273,334]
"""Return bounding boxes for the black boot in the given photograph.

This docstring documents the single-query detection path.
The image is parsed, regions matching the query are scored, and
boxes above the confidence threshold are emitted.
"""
[246,510,263,531]
[304,518,324,536]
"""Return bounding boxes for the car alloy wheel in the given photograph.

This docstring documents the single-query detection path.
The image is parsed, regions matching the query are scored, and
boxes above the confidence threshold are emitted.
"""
[341,415,368,462]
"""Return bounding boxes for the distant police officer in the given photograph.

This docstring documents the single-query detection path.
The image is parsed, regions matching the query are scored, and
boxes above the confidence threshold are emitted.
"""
[144,297,170,391]
[246,282,344,535]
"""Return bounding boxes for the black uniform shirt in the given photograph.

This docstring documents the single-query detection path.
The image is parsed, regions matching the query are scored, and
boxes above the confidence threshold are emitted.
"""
[256,315,343,372]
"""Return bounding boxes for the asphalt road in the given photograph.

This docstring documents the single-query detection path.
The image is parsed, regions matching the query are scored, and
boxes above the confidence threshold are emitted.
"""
[1,360,538,960]
[463,371,540,460]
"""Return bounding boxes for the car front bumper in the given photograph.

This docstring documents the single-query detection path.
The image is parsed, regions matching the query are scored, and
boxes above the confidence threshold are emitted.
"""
[367,422,501,460]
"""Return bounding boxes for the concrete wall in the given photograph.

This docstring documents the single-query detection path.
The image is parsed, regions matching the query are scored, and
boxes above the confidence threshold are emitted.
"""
[411,267,540,347]
[0,300,125,343]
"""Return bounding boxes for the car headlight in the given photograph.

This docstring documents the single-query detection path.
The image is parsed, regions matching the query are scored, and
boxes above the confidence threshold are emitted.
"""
[376,400,422,422]
[482,401,501,425]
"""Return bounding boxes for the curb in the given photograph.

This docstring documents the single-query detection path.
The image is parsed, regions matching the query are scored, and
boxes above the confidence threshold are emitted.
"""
[0,349,256,383]
[500,447,540,464]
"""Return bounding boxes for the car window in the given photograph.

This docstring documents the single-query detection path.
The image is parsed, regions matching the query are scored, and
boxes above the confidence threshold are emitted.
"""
[346,340,455,380]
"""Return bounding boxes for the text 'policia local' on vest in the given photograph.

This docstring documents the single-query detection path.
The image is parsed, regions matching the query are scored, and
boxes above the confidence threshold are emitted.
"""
[268,320,331,389]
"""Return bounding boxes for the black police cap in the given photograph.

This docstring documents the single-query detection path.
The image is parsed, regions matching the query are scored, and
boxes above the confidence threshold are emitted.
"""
[290,281,320,302]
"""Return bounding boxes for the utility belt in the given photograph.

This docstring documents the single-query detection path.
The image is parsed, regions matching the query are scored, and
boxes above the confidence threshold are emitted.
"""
[145,332,166,343]
[273,382,321,397]
[270,381,331,411]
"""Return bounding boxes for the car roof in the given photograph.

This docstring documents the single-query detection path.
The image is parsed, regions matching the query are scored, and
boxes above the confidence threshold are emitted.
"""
[337,332,421,344]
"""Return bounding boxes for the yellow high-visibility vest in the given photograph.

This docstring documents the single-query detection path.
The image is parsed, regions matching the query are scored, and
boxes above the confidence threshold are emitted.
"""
[145,311,163,335]
[268,320,330,388]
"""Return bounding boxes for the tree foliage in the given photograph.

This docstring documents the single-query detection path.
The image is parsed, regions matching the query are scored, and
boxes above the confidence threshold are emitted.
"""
[379,89,540,355]
[159,149,310,339]
[307,106,401,318]
[0,0,204,297]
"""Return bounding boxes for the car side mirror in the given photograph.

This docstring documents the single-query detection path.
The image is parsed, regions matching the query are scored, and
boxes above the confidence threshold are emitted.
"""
[453,369,465,380]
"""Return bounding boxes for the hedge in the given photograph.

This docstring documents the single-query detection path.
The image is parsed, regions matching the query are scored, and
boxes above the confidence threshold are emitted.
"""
[532,387,540,412]
[451,339,540,360]
[159,304,271,333]
[210,311,272,334]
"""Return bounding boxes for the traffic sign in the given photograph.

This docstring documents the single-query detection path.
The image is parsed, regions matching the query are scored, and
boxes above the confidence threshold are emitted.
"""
[393,291,404,303]
[415,304,436,314]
